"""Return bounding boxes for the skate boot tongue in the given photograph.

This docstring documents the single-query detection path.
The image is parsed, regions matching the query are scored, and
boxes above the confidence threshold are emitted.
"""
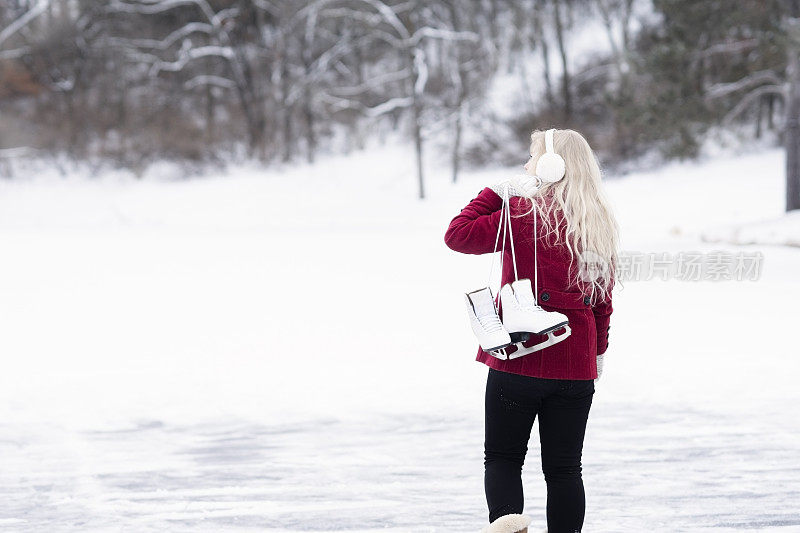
[511,279,538,307]
[472,289,498,316]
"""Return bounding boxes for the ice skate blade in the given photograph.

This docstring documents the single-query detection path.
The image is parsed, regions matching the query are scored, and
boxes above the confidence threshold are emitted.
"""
[534,320,569,336]
[482,342,512,353]
[489,325,571,360]
[487,346,510,360]
[509,321,568,338]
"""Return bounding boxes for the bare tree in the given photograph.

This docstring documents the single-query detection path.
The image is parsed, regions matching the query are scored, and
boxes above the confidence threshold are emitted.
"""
[534,3,555,109]
[595,0,634,83]
[785,16,800,211]
[108,0,268,159]
[319,0,478,198]
[552,0,572,120]
[440,1,496,183]
[703,49,792,211]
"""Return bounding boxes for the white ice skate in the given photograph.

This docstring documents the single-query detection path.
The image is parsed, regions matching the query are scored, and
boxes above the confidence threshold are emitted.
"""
[465,287,512,352]
[499,278,569,337]
[491,278,571,360]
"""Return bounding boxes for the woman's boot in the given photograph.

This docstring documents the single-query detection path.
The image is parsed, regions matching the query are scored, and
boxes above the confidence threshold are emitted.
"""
[479,513,532,533]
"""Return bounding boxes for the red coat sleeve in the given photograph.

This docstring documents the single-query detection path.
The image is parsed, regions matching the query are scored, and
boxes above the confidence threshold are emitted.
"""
[444,187,505,255]
[592,279,614,355]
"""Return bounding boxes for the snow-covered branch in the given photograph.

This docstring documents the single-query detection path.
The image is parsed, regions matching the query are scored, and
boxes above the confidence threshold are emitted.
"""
[413,49,427,95]
[319,7,384,27]
[573,61,615,86]
[183,75,236,90]
[408,26,479,46]
[320,93,413,116]
[0,0,51,47]
[691,39,760,60]
[149,44,234,76]
[0,47,30,60]
[109,0,249,107]
[98,23,213,52]
[108,0,208,16]
[107,0,233,43]
[322,6,478,49]
[706,70,785,100]
[722,84,787,124]
[358,0,411,40]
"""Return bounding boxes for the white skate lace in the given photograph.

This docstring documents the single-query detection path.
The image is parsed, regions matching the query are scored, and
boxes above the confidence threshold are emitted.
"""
[477,313,505,333]
[519,295,545,312]
[529,302,547,313]
[489,183,541,299]
[489,186,518,285]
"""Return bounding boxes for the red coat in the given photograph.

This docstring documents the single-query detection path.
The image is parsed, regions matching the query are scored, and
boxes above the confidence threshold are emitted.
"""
[444,187,613,380]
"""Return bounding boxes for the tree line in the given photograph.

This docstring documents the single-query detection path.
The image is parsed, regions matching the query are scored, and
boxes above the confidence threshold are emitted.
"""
[1,0,799,209]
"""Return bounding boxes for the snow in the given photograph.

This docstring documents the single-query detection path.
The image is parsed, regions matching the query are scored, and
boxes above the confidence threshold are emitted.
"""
[0,145,799,531]
[703,210,800,248]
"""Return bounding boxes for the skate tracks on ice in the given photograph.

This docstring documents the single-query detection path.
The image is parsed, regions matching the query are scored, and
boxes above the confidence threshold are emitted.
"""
[1,400,799,532]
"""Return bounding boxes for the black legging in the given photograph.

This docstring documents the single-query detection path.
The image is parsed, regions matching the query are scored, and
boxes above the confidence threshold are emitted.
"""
[484,367,594,532]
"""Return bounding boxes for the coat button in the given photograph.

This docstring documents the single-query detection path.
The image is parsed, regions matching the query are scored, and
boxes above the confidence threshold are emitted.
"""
[540,292,550,302]
[583,295,591,305]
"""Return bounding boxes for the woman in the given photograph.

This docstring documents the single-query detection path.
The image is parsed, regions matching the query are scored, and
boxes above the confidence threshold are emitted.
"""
[444,129,620,533]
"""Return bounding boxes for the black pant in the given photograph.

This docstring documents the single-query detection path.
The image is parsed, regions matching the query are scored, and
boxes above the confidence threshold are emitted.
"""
[484,367,594,533]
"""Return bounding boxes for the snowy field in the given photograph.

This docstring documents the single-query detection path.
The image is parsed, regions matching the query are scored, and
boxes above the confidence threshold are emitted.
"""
[1,146,799,532]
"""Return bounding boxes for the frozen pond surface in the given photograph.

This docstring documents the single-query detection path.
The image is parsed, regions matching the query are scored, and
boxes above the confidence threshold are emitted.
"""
[3,399,799,532]
[1,147,799,532]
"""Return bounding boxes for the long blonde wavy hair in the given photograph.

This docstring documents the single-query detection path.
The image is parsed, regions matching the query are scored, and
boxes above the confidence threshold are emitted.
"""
[516,128,620,304]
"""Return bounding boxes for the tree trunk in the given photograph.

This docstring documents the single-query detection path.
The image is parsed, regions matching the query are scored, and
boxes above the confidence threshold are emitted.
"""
[541,37,554,108]
[452,103,465,184]
[349,40,366,153]
[205,56,215,146]
[302,20,317,164]
[768,93,775,130]
[280,53,292,163]
[413,98,425,199]
[786,19,800,212]
[236,85,265,161]
[304,91,315,164]
[447,1,468,184]
[407,46,425,199]
[229,45,266,161]
[553,0,571,120]
[756,94,763,139]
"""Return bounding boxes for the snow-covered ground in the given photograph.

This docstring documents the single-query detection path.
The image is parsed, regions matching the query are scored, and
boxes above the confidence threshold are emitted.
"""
[0,146,798,532]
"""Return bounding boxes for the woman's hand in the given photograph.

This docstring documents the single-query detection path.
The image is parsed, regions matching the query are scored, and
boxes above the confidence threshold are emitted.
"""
[595,354,604,383]
[489,174,541,198]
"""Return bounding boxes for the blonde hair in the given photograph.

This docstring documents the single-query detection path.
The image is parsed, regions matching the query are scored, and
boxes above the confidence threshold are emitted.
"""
[516,128,620,304]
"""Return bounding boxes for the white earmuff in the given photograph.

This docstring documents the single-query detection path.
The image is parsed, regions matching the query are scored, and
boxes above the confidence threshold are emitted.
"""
[535,129,566,183]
